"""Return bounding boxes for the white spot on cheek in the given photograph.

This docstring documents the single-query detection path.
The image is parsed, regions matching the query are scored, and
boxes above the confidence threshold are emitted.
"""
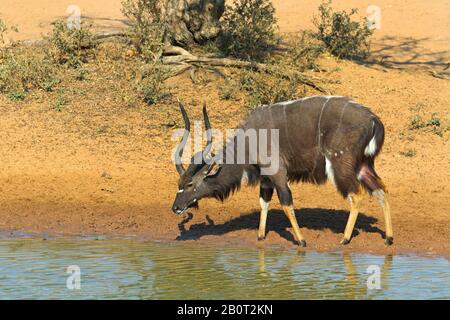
[325,157,336,186]
[364,136,377,156]
[177,189,184,193]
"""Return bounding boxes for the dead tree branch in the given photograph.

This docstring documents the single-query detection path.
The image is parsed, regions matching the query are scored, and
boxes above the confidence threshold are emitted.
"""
[92,33,327,93]
[159,51,327,93]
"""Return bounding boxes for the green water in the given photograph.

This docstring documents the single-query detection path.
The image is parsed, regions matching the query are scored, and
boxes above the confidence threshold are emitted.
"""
[0,239,448,299]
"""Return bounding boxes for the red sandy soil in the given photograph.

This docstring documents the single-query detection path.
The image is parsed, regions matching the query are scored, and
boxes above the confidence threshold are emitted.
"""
[0,1,449,257]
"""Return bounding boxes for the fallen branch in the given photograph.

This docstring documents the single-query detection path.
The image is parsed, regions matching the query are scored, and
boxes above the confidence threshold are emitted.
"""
[93,31,131,40]
[90,34,327,93]
[160,53,327,93]
[163,45,193,57]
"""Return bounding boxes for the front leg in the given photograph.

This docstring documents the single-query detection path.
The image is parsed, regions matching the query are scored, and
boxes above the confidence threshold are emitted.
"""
[275,182,306,247]
[258,181,274,241]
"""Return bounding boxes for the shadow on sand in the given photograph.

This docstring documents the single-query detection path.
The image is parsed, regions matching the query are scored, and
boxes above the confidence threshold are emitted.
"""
[176,208,384,244]
[360,36,450,77]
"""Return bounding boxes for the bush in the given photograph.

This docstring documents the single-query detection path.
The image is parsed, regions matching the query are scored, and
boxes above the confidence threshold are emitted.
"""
[409,112,448,136]
[218,79,239,101]
[46,20,96,68]
[0,18,18,46]
[121,0,165,63]
[399,149,416,157]
[54,89,68,112]
[0,18,7,45]
[427,113,447,136]
[0,47,59,97]
[0,19,58,98]
[282,32,323,72]
[238,69,300,108]
[409,114,425,130]
[137,63,170,105]
[7,91,26,101]
[313,0,373,60]
[217,0,279,62]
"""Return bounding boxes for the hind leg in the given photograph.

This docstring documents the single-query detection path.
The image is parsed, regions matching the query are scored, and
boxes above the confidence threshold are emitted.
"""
[325,156,363,245]
[258,179,274,241]
[341,188,363,245]
[358,162,393,245]
[373,189,393,245]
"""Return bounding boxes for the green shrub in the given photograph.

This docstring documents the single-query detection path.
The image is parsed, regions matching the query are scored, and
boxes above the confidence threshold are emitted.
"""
[427,113,447,136]
[409,115,425,130]
[409,112,448,136]
[54,89,68,111]
[121,0,165,63]
[46,20,96,68]
[7,91,26,101]
[399,149,416,157]
[0,47,59,97]
[427,113,441,127]
[313,0,373,60]
[137,64,170,105]
[0,18,18,46]
[217,0,279,62]
[238,69,299,108]
[0,19,58,98]
[282,32,323,72]
[0,18,7,45]
[219,79,239,100]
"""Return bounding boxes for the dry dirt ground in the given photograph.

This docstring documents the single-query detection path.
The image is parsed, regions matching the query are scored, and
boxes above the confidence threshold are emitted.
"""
[0,1,449,257]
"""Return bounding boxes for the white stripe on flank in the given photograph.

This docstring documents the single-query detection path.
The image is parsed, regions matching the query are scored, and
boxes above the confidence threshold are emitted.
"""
[364,136,377,157]
[276,95,323,106]
[277,98,308,106]
[275,96,348,107]
[325,157,336,185]
[323,95,345,99]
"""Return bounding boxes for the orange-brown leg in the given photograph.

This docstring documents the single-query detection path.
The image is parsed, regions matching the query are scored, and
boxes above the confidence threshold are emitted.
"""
[274,179,306,247]
[282,205,306,247]
[373,189,393,245]
[341,189,363,245]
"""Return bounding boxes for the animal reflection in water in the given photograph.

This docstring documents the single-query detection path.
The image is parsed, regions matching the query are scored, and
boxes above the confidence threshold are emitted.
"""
[256,249,393,299]
[172,97,393,246]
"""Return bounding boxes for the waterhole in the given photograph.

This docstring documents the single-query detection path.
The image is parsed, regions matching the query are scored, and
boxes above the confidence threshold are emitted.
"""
[0,239,448,299]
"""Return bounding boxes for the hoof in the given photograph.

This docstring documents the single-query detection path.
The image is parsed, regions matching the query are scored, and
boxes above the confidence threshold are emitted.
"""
[340,238,350,245]
[385,237,394,246]
[297,239,306,247]
[257,235,265,241]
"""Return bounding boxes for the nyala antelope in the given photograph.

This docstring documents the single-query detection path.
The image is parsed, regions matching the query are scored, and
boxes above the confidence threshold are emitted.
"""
[172,96,393,246]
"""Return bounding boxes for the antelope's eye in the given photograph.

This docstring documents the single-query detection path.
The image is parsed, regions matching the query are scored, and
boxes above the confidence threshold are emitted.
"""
[187,182,194,187]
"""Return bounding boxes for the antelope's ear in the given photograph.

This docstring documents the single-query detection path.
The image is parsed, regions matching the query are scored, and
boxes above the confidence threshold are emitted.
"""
[204,162,221,178]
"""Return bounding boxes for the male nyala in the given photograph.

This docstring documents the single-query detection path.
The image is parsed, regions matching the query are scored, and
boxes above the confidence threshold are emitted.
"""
[172,96,393,246]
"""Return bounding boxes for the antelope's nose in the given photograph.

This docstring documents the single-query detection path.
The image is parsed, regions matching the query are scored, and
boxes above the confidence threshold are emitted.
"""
[172,205,182,215]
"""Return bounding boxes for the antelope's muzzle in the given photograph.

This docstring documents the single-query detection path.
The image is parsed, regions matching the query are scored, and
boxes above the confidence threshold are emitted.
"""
[172,198,198,215]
